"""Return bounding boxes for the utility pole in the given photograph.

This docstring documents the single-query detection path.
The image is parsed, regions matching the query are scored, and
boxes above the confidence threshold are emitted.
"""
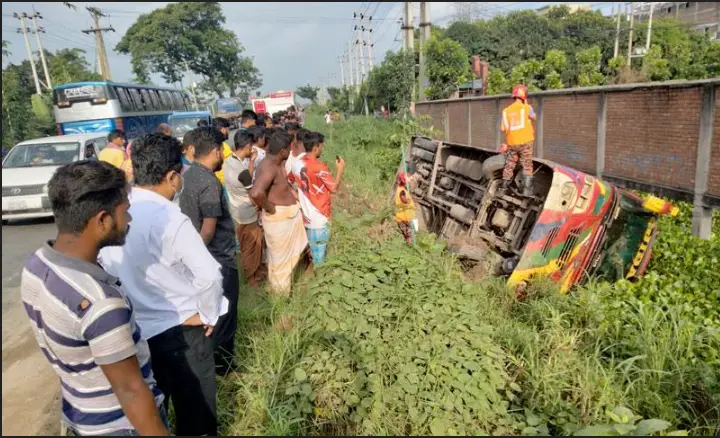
[184,61,199,110]
[418,2,430,101]
[627,2,635,67]
[82,7,115,81]
[367,16,374,70]
[645,2,655,53]
[14,13,42,95]
[30,8,52,90]
[348,39,357,89]
[613,3,622,59]
[339,56,345,87]
[404,2,414,52]
[356,13,366,84]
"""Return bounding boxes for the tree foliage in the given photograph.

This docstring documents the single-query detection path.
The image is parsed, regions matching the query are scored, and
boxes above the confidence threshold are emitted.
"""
[116,2,261,97]
[296,84,320,102]
[435,9,717,96]
[2,47,101,147]
[365,50,416,114]
[424,36,471,100]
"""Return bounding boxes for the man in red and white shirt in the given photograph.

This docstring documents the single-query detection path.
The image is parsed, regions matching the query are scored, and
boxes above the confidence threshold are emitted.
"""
[287,132,345,264]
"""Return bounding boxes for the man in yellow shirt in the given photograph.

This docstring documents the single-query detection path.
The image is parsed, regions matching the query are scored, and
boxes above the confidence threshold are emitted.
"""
[500,84,536,196]
[211,118,234,185]
[98,130,132,182]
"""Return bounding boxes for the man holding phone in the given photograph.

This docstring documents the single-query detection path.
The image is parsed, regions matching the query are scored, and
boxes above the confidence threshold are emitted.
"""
[288,131,346,265]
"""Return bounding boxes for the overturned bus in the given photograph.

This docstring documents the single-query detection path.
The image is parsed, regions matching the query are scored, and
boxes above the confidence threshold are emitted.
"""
[404,136,678,293]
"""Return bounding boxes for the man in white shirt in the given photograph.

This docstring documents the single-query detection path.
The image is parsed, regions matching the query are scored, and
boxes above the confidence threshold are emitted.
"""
[224,130,266,286]
[99,133,228,437]
[284,127,308,179]
[247,125,267,180]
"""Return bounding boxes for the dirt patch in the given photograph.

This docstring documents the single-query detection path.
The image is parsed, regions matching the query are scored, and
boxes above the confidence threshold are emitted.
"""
[2,288,60,436]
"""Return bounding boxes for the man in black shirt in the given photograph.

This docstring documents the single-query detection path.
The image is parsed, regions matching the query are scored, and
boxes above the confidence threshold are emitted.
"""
[179,127,238,376]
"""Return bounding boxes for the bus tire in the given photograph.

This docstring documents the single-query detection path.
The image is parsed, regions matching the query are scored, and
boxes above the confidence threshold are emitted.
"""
[482,154,507,181]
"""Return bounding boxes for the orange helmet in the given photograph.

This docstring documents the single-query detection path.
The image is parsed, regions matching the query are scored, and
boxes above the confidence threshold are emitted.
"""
[512,84,528,101]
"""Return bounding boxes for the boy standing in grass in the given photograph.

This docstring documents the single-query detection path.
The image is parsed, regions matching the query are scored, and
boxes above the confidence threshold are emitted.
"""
[288,132,346,265]
[394,172,416,244]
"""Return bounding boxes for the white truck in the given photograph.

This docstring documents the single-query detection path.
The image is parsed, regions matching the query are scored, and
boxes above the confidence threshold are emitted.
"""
[250,91,296,116]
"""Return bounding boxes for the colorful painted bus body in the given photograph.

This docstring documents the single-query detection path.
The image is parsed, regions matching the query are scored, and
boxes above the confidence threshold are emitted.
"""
[53,81,191,140]
[404,136,677,293]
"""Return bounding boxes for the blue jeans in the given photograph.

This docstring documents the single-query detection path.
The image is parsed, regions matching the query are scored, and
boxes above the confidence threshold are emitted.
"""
[67,405,169,436]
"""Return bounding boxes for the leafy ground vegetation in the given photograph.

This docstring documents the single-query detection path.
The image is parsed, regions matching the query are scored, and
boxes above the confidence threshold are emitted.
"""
[217,113,719,436]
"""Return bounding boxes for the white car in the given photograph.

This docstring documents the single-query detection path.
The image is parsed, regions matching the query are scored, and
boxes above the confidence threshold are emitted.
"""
[2,133,109,222]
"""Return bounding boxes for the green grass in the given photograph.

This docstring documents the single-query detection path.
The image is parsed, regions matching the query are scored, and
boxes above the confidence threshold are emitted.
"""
[216,113,719,436]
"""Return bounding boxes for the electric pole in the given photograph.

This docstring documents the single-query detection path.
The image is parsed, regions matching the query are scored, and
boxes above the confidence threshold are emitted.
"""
[404,2,414,52]
[339,56,345,87]
[356,12,366,84]
[367,16,374,71]
[645,2,655,53]
[14,13,42,95]
[418,2,430,101]
[627,2,635,67]
[348,39,357,89]
[613,3,622,59]
[30,8,52,90]
[82,7,115,81]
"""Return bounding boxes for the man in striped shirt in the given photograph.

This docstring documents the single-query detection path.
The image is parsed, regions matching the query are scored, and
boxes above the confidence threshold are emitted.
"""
[20,160,169,436]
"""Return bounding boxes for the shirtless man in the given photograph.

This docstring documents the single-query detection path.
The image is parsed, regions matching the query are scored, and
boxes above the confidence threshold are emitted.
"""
[249,130,308,295]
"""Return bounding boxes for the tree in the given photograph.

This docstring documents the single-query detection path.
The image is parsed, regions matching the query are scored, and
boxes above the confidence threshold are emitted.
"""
[576,46,605,87]
[365,50,415,114]
[46,48,102,85]
[542,49,568,89]
[642,45,671,81]
[424,36,471,100]
[2,46,102,146]
[486,67,510,95]
[2,40,10,60]
[327,86,354,113]
[296,84,320,102]
[116,2,261,97]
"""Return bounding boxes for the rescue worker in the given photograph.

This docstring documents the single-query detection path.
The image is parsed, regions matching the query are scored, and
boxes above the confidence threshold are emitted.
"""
[500,84,536,196]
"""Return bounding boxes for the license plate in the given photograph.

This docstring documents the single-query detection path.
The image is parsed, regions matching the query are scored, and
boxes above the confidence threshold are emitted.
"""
[8,200,27,211]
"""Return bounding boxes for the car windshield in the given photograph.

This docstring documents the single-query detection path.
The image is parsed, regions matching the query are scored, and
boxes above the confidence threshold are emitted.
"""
[2,142,81,168]
[170,117,206,138]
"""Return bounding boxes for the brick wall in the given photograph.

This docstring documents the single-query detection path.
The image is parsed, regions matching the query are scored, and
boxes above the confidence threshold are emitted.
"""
[415,80,718,199]
[709,86,720,197]
[448,101,468,144]
[605,88,700,191]
[542,94,598,173]
[469,100,498,148]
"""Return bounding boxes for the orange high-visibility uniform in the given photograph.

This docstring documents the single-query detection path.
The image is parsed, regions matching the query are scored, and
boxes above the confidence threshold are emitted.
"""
[501,101,536,146]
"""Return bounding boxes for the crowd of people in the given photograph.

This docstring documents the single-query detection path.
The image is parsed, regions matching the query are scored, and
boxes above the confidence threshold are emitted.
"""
[20,105,347,436]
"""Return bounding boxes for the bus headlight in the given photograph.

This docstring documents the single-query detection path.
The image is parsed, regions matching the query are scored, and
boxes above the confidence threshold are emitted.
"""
[43,184,49,194]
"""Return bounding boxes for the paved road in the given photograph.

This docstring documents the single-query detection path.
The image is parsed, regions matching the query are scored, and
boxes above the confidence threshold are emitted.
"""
[2,218,61,436]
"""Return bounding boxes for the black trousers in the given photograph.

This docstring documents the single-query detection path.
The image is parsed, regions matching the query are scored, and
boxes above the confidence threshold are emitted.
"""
[148,325,217,436]
[214,265,239,375]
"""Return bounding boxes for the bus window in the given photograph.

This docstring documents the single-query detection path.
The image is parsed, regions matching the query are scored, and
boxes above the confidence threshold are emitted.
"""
[161,91,173,111]
[170,91,181,111]
[128,88,144,111]
[148,90,161,111]
[160,91,168,110]
[115,86,134,112]
[140,89,153,111]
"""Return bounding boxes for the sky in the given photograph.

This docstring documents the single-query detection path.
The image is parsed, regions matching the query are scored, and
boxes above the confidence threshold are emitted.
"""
[1,2,616,95]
